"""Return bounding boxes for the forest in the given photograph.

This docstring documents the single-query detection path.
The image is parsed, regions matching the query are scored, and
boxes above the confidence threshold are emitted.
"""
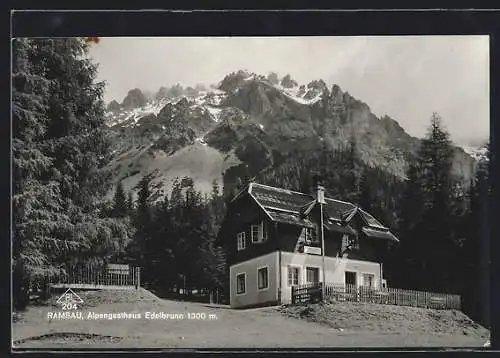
[12,38,490,328]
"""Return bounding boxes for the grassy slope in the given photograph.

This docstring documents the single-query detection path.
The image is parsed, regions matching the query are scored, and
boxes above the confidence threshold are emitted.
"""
[280,302,490,339]
[12,289,490,349]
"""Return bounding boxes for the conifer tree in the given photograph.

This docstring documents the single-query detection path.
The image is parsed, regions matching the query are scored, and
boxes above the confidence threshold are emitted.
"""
[396,113,460,292]
[112,181,127,218]
[13,38,134,308]
[12,39,68,308]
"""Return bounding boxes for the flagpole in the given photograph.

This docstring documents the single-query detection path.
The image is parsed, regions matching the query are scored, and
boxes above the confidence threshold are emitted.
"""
[320,197,326,301]
[313,173,326,302]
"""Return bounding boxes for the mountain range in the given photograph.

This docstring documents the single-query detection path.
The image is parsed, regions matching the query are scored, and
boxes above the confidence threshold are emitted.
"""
[104,70,482,200]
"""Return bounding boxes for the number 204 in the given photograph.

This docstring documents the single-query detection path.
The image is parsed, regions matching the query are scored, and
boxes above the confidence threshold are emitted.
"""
[62,303,78,310]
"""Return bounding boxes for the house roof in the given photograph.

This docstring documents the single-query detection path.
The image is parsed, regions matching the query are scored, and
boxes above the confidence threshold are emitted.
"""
[362,227,399,243]
[267,210,316,229]
[245,182,398,242]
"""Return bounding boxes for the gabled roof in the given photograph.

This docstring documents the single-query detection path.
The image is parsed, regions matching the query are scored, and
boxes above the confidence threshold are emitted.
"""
[240,182,398,242]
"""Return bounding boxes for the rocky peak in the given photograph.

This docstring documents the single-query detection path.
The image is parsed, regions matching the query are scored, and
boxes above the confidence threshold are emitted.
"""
[281,74,298,88]
[106,99,121,113]
[122,88,147,110]
[331,84,344,102]
[218,70,251,93]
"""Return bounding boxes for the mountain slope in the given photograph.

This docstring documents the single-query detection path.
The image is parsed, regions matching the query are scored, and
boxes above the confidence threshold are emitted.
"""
[104,71,477,198]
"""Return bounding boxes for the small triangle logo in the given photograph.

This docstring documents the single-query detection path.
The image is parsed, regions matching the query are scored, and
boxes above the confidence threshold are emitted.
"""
[56,288,84,304]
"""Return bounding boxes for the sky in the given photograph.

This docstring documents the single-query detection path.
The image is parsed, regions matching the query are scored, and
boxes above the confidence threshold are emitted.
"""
[88,36,489,145]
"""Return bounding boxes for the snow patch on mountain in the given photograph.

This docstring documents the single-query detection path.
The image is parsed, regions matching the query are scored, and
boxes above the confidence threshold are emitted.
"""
[106,89,228,128]
[205,106,223,122]
[461,145,489,162]
[271,82,322,105]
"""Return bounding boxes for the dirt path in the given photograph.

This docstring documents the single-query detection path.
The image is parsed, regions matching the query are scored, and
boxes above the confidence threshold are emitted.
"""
[12,290,489,349]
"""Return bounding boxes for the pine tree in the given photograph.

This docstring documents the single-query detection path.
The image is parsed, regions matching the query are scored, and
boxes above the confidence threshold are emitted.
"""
[130,173,156,283]
[127,191,134,214]
[13,38,132,308]
[112,181,127,218]
[36,38,130,268]
[396,113,460,292]
[12,39,70,308]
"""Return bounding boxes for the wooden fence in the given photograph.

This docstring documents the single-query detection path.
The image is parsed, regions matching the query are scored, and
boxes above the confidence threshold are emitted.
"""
[49,265,141,289]
[291,283,461,310]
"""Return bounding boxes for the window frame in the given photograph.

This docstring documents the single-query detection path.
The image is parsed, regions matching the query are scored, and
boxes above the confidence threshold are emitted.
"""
[345,270,357,287]
[260,221,268,242]
[251,221,268,243]
[237,232,246,251]
[287,265,301,287]
[236,272,247,295]
[362,273,375,288]
[342,234,359,251]
[305,266,320,284]
[257,266,269,291]
[251,224,260,243]
[304,226,319,244]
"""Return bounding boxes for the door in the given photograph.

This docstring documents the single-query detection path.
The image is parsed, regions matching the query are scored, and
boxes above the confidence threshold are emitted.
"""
[345,271,357,297]
[306,267,320,284]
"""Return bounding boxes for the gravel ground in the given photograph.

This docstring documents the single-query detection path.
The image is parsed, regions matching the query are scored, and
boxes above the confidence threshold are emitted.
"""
[12,289,491,350]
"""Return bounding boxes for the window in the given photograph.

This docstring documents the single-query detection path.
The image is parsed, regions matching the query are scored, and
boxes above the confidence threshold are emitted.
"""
[345,271,357,286]
[237,232,246,251]
[363,274,375,288]
[251,222,268,243]
[251,224,260,243]
[304,227,318,244]
[236,273,246,294]
[257,267,269,290]
[342,234,359,251]
[306,267,319,284]
[288,266,300,286]
[260,222,268,242]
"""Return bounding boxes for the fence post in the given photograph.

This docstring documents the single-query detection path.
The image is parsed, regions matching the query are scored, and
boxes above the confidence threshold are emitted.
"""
[291,286,295,304]
[135,267,141,289]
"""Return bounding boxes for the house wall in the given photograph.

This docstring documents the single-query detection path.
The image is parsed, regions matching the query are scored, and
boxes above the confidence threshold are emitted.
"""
[277,223,381,261]
[280,251,382,304]
[224,196,280,266]
[229,251,279,308]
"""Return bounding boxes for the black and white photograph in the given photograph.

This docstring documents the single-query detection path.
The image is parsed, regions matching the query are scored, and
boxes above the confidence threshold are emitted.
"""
[11,33,492,350]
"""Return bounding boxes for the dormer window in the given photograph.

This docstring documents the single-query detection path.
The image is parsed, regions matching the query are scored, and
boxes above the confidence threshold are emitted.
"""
[304,226,318,244]
[342,234,359,251]
[251,222,267,243]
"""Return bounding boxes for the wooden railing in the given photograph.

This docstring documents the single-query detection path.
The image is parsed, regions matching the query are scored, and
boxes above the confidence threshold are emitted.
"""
[291,283,461,310]
[49,265,141,289]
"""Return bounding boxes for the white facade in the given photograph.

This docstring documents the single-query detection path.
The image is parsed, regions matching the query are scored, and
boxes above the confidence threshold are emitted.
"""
[229,252,279,308]
[280,251,382,304]
[229,250,382,308]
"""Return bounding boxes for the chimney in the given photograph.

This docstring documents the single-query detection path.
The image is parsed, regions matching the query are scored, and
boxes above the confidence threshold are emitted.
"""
[312,173,326,205]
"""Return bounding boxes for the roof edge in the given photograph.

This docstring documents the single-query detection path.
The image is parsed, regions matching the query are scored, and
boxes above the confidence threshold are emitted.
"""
[230,182,252,203]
